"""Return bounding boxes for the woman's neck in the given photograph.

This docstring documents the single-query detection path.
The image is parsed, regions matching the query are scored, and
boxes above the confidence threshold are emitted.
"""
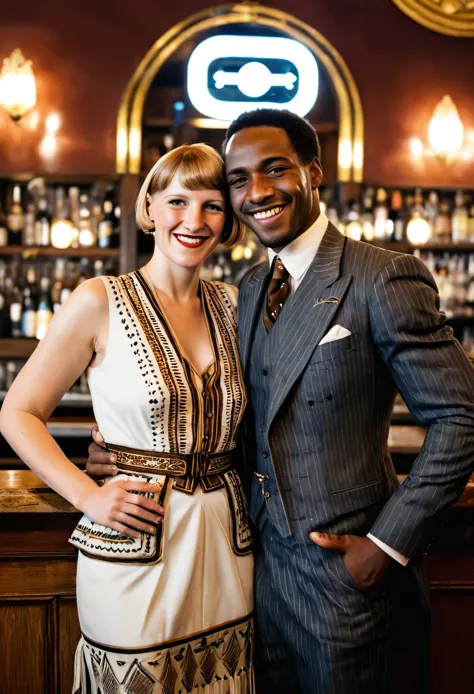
[143,248,201,303]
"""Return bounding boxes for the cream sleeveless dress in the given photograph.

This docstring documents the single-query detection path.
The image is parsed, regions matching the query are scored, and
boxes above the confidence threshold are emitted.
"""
[70,271,254,694]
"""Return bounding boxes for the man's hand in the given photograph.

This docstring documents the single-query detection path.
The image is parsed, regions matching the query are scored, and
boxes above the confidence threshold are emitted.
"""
[310,532,392,591]
[86,425,118,478]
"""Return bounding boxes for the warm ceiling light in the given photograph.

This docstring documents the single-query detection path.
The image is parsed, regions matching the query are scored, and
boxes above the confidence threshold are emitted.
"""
[428,95,464,162]
[0,49,36,121]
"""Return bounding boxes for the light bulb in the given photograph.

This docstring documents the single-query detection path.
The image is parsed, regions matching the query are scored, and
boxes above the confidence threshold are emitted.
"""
[428,95,464,161]
[406,217,431,245]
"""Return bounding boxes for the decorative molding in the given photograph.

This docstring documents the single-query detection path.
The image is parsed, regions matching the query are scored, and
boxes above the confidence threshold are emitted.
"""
[392,0,474,37]
[116,3,364,182]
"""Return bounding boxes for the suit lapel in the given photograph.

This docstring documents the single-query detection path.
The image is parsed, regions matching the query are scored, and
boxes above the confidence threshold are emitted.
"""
[238,263,268,374]
[267,223,352,429]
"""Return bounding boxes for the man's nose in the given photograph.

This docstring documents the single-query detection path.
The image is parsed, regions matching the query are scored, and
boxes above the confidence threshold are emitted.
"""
[248,175,274,204]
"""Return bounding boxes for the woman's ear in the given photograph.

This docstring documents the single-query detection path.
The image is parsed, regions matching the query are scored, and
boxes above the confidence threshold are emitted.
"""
[146,193,153,222]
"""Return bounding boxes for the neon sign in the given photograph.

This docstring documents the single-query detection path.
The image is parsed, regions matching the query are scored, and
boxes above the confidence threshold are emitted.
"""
[187,35,319,121]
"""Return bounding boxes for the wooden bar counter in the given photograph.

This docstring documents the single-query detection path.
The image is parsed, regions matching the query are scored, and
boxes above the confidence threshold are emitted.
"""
[1,427,474,694]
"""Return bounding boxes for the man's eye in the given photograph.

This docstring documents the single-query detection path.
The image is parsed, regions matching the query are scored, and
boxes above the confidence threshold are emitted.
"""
[268,166,287,175]
[229,177,246,187]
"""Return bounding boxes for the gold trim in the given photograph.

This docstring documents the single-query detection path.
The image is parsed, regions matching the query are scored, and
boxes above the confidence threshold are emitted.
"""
[392,0,474,37]
[116,3,364,181]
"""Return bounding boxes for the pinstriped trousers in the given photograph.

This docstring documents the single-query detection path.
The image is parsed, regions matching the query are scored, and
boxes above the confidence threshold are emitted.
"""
[253,512,429,694]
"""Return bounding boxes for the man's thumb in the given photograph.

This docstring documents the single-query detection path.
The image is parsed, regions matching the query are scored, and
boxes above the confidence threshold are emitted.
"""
[310,531,346,552]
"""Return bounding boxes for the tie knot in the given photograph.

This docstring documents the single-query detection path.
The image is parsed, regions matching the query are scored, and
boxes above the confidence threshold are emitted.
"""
[271,257,289,283]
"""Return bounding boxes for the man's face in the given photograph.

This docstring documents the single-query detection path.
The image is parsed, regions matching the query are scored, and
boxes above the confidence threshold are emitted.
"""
[225,125,322,250]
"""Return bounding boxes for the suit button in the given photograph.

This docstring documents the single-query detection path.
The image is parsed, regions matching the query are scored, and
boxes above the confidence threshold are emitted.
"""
[263,491,271,499]
[206,412,213,418]
[262,451,268,458]
[308,400,315,407]
[262,369,268,376]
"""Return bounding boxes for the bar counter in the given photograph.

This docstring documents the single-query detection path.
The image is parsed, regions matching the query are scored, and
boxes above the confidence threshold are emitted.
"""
[1,426,474,694]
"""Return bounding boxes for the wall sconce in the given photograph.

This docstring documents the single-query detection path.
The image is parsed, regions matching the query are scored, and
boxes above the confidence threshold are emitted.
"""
[410,95,472,164]
[0,49,37,121]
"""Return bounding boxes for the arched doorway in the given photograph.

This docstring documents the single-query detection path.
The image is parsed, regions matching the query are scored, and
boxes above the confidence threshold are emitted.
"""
[116,3,364,183]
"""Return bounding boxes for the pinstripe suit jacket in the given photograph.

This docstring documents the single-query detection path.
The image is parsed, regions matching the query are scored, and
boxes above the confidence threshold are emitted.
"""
[238,222,474,558]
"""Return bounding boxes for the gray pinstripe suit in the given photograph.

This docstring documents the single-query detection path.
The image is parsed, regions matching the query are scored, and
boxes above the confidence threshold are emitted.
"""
[238,222,474,693]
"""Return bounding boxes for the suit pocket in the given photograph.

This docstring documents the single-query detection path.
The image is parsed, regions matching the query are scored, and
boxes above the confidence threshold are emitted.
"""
[308,332,358,369]
[69,473,168,565]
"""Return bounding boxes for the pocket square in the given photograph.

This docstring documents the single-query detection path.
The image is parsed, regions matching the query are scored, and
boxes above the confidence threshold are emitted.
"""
[318,325,352,346]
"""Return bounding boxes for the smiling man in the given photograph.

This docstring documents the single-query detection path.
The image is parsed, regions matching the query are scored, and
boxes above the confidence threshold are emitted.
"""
[221,108,474,694]
[86,109,474,694]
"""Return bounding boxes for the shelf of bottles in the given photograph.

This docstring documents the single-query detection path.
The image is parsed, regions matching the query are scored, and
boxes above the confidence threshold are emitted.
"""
[0,176,120,345]
[323,185,474,358]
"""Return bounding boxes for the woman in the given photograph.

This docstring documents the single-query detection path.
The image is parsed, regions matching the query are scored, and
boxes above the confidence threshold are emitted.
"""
[0,144,254,693]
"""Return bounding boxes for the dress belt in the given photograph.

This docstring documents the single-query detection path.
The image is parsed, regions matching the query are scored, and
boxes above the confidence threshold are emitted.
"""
[105,443,235,494]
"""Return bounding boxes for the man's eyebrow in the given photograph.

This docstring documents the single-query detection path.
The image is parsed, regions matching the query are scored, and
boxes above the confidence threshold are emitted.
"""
[226,156,292,178]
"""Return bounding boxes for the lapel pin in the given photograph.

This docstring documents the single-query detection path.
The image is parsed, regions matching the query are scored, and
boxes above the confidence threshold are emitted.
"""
[314,297,340,306]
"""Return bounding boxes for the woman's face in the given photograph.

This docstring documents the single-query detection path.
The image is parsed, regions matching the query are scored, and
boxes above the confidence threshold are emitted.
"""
[147,174,226,270]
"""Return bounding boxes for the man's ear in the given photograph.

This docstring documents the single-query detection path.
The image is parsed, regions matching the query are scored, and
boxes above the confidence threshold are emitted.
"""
[309,158,323,190]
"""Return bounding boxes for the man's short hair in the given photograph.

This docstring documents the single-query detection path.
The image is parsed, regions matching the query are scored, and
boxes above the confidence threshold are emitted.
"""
[222,108,321,166]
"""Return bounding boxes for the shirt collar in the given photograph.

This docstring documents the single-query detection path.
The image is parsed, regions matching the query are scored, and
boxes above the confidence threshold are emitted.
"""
[267,212,329,282]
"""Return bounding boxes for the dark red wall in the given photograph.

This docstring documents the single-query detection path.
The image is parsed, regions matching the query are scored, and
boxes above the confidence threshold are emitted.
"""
[0,0,473,185]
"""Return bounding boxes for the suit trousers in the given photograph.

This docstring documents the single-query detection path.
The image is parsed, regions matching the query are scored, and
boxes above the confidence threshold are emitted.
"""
[253,511,430,694]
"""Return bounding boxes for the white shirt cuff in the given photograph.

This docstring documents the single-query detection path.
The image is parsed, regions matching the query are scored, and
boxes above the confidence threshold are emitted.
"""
[367,533,409,566]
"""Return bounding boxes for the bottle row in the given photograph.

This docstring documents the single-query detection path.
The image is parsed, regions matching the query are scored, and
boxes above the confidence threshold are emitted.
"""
[322,186,474,245]
[0,181,120,250]
[0,256,118,340]
[0,358,90,397]
[415,252,474,320]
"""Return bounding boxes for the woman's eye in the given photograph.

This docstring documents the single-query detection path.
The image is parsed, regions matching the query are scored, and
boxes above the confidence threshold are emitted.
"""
[169,199,185,206]
[206,203,224,212]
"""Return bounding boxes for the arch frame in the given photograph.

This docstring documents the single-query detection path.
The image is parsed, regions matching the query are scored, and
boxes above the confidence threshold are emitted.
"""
[116,3,364,182]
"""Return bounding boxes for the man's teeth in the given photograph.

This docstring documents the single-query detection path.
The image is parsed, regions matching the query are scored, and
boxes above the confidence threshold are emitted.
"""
[176,235,204,245]
[253,206,284,220]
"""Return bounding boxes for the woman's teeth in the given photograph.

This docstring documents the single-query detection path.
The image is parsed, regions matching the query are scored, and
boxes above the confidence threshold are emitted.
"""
[253,206,284,220]
[175,234,205,245]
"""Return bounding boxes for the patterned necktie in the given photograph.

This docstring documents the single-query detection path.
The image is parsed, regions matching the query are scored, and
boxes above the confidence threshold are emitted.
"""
[263,256,290,332]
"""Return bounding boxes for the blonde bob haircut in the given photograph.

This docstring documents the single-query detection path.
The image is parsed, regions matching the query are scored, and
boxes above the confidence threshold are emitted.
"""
[136,143,243,249]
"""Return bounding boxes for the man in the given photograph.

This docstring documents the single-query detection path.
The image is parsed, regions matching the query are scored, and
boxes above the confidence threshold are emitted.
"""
[87,109,474,693]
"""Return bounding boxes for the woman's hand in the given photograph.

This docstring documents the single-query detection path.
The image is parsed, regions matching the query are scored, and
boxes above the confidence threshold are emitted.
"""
[80,479,165,538]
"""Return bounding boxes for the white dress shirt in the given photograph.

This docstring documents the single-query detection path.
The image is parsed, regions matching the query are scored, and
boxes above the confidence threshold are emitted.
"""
[268,212,409,566]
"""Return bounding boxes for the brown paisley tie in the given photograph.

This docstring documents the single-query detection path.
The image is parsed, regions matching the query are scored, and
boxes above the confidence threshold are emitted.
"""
[263,256,290,332]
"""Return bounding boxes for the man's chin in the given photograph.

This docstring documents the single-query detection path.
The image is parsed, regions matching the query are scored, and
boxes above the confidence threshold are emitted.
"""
[249,226,296,250]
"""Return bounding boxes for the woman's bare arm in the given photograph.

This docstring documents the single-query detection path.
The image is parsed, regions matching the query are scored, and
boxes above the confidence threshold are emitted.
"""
[0,279,163,537]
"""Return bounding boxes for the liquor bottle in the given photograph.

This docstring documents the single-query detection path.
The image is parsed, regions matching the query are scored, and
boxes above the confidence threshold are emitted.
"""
[23,203,36,246]
[361,187,375,242]
[51,188,75,250]
[0,200,8,247]
[345,201,362,241]
[425,191,439,237]
[68,187,81,248]
[406,189,431,246]
[452,191,469,243]
[51,259,66,313]
[111,205,121,248]
[35,199,51,246]
[21,281,37,338]
[97,201,114,248]
[0,284,10,337]
[78,194,95,247]
[434,199,451,242]
[389,190,405,242]
[9,284,23,338]
[466,255,474,316]
[36,277,54,340]
[468,205,474,242]
[374,188,389,240]
[7,186,24,245]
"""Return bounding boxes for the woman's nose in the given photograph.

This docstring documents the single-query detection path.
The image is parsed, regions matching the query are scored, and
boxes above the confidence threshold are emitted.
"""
[182,207,204,232]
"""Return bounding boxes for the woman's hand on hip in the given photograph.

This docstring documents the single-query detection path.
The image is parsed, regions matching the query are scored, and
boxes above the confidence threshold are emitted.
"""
[80,479,165,538]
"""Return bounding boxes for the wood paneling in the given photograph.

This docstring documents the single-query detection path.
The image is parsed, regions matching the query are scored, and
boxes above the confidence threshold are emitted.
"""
[58,597,81,694]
